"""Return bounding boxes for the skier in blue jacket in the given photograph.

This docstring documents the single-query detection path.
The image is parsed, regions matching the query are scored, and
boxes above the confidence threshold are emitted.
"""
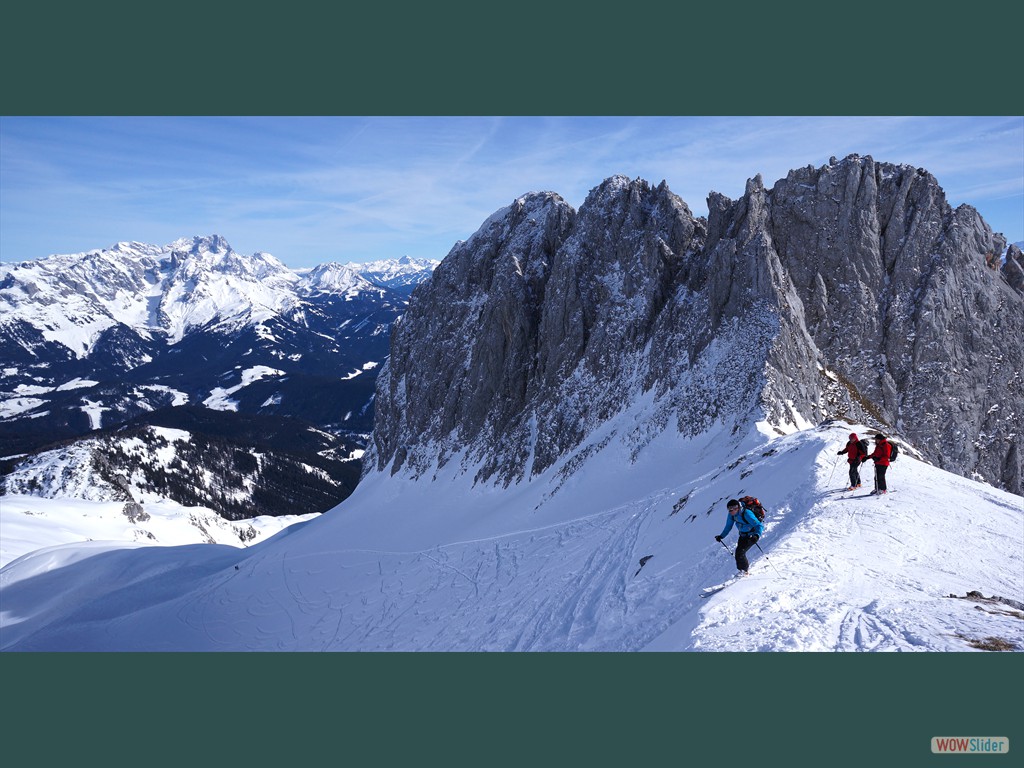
[715,498,764,575]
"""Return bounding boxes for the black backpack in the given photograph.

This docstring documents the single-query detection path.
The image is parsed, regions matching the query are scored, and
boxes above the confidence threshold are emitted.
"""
[739,495,766,523]
[888,442,899,462]
[857,438,870,459]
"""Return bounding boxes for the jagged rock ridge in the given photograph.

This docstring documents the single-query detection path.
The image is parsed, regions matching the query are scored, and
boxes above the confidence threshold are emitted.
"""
[369,155,1023,495]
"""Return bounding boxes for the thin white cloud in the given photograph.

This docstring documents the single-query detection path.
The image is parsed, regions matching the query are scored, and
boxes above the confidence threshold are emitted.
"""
[2,116,1021,266]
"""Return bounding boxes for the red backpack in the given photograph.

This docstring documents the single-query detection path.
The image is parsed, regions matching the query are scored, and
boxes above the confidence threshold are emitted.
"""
[739,495,766,523]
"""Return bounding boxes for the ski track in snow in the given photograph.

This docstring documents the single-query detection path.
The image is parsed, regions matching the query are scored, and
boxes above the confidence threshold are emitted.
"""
[39,498,664,651]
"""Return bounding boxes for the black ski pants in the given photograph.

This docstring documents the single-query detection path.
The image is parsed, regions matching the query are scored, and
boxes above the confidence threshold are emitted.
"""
[874,464,888,492]
[848,460,862,488]
[735,533,759,573]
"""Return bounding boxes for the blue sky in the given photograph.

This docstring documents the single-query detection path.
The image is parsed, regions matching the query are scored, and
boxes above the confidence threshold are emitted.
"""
[2,116,1021,268]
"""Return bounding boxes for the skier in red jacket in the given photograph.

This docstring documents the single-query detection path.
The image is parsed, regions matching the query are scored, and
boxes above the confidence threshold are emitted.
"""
[866,433,893,494]
[837,432,867,490]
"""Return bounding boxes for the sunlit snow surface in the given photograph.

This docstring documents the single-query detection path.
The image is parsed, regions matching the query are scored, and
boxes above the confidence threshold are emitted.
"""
[0,495,317,569]
[1,422,1020,652]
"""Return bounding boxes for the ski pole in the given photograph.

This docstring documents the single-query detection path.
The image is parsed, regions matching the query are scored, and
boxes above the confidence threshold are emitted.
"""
[828,454,842,484]
[718,538,732,555]
[755,541,783,577]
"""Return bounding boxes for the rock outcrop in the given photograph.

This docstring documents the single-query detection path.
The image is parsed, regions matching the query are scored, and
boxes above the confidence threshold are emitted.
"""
[369,156,1024,495]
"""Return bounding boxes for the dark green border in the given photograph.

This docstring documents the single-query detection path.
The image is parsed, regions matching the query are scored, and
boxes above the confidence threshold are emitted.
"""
[1,653,1020,766]
[2,5,1020,767]
[2,4,1021,115]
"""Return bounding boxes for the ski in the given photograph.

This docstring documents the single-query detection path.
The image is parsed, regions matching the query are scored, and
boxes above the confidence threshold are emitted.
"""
[700,584,732,598]
[699,575,749,598]
[699,570,774,597]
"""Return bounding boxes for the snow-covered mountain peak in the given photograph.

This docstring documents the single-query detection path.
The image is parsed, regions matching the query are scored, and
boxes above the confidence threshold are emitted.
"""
[155,241,301,341]
[472,190,566,236]
[167,233,231,256]
[0,236,433,356]
[170,237,292,279]
[587,173,639,198]
[299,262,379,297]
[343,256,441,292]
[103,240,169,258]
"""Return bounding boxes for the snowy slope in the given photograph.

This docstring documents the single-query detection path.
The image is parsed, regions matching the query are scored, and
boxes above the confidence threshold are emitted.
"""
[0,494,317,569]
[1,420,1020,651]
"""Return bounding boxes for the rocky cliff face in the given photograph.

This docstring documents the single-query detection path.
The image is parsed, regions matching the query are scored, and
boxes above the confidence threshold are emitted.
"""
[758,156,1022,493]
[368,155,1024,495]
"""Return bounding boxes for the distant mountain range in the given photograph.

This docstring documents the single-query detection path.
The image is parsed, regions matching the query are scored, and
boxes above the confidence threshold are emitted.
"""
[0,236,437,515]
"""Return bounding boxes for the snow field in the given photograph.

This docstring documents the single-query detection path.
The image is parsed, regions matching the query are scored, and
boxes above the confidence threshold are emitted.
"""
[2,420,1019,651]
